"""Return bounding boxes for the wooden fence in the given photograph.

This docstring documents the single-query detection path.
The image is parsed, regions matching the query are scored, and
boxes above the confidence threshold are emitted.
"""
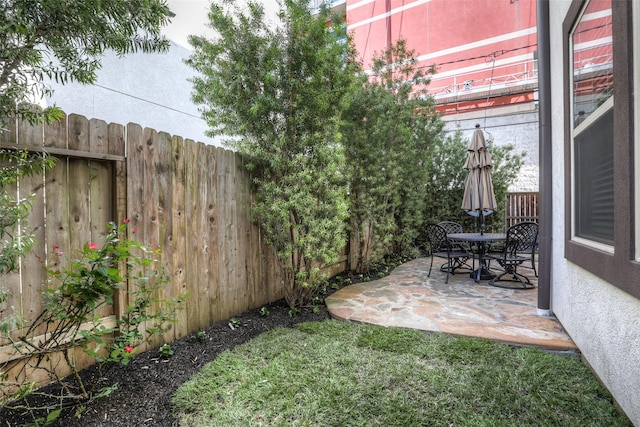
[505,192,539,227]
[0,113,348,389]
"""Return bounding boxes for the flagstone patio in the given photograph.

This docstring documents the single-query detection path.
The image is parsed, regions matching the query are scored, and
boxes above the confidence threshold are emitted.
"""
[326,257,576,351]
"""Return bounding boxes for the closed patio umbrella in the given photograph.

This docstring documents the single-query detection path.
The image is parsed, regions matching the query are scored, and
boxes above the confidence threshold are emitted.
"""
[461,125,497,234]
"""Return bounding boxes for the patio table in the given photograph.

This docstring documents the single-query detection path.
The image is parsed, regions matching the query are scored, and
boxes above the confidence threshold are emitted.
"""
[447,232,506,283]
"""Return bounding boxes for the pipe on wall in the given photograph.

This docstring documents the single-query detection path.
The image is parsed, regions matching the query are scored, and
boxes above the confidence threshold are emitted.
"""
[536,0,552,314]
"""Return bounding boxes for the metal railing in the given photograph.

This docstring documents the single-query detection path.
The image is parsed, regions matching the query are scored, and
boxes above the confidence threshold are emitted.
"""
[427,59,538,101]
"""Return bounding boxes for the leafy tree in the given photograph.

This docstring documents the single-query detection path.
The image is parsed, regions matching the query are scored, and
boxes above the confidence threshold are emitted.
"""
[188,0,360,307]
[422,128,524,234]
[343,40,444,273]
[0,0,174,340]
[0,0,174,126]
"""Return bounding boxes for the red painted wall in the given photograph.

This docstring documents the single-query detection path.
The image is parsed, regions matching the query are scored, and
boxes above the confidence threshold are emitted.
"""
[346,0,538,114]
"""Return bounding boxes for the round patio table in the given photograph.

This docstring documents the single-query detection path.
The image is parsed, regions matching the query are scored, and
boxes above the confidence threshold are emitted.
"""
[447,232,506,283]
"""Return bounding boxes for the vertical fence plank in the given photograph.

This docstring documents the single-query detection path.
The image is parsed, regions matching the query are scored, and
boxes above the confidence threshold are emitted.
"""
[17,114,42,147]
[141,128,162,346]
[170,135,188,340]
[66,115,94,367]
[127,123,144,238]
[67,115,91,249]
[18,115,47,339]
[156,131,173,344]
[43,115,69,262]
[109,123,127,326]
[142,128,160,248]
[184,139,201,333]
[126,122,150,352]
[44,112,67,150]
[231,152,248,314]
[88,119,112,245]
[44,113,70,266]
[226,150,239,316]
[108,123,126,222]
[89,119,113,328]
[193,141,208,330]
[205,146,219,326]
[235,153,251,312]
[216,147,233,321]
[245,163,265,308]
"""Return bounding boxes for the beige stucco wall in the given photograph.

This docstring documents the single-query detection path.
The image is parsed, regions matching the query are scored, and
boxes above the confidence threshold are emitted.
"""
[549,2,640,425]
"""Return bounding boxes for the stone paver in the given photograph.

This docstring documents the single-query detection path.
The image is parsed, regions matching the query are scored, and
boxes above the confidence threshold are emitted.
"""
[326,258,576,351]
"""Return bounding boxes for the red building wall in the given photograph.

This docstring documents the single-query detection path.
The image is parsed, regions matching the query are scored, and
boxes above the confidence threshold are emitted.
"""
[346,0,538,115]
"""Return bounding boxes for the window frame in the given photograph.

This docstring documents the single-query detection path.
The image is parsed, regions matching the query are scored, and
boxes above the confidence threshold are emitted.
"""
[563,0,639,299]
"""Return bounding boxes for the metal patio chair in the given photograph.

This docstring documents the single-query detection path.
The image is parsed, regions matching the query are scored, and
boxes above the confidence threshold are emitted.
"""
[438,220,475,271]
[487,221,539,289]
[437,221,464,236]
[424,223,473,284]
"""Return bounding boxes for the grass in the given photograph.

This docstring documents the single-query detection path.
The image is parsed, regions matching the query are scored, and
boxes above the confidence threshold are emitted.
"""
[171,320,631,427]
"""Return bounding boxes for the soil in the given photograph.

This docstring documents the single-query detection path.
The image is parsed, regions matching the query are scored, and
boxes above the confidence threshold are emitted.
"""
[1,275,351,427]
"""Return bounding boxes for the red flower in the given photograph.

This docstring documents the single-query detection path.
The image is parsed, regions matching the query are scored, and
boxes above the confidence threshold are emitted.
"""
[132,227,138,234]
[124,218,131,224]
[88,242,98,250]
[125,345,133,353]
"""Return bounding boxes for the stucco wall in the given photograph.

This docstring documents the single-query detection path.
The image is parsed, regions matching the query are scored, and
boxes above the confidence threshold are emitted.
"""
[443,103,540,192]
[549,2,640,425]
[44,42,221,146]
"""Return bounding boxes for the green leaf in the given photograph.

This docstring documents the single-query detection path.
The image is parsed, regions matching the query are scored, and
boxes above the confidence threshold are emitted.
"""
[46,408,62,423]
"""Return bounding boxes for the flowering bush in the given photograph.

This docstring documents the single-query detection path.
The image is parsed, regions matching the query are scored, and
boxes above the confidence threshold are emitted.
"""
[1,220,186,423]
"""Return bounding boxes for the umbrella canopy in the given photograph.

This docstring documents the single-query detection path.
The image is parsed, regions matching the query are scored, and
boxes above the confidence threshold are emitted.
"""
[461,126,497,231]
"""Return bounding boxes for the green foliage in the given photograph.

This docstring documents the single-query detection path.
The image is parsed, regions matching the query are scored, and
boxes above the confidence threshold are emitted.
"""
[0,221,186,422]
[188,0,360,307]
[259,306,270,317]
[343,40,444,272]
[422,128,524,233]
[0,0,174,126]
[228,317,241,329]
[158,344,174,359]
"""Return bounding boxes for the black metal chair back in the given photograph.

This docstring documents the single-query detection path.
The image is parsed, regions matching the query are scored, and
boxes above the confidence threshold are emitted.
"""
[426,223,450,254]
[437,221,464,235]
[438,220,472,254]
[489,221,538,289]
[424,223,471,283]
[505,222,538,257]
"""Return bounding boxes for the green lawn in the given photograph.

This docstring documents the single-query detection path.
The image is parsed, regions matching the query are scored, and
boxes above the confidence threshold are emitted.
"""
[172,320,631,426]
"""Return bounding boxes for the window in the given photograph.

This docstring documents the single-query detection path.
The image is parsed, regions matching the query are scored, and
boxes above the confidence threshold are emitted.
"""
[564,0,640,299]
[571,0,614,249]
[574,104,614,246]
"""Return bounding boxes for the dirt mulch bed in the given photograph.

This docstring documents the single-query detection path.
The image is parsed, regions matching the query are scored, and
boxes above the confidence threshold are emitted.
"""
[1,281,346,427]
